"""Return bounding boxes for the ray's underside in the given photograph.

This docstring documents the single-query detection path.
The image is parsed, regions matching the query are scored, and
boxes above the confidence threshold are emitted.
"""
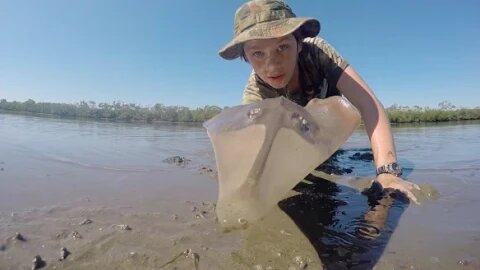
[204,96,361,230]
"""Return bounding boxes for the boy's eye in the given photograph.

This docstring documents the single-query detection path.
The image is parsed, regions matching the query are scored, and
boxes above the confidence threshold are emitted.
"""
[252,51,264,58]
[278,44,290,51]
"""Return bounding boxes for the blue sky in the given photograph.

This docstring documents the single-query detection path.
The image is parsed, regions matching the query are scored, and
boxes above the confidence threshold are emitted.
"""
[1,0,479,108]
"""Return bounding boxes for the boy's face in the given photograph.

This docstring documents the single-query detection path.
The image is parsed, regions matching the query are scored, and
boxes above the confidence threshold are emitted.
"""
[243,34,301,89]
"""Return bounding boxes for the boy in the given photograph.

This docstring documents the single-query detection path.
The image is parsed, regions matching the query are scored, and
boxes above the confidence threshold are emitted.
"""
[219,0,420,203]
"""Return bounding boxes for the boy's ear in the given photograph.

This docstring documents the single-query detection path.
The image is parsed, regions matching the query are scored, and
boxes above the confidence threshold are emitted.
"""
[297,42,303,53]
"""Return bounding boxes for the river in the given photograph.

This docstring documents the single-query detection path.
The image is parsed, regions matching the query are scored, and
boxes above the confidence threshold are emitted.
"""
[0,113,479,269]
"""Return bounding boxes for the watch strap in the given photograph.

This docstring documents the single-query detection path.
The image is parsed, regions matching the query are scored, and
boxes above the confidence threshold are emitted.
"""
[376,162,403,177]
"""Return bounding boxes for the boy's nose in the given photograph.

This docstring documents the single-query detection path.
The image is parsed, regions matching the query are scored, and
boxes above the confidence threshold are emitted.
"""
[265,53,282,71]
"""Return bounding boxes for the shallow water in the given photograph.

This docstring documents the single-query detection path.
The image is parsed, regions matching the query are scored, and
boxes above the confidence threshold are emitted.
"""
[0,113,479,269]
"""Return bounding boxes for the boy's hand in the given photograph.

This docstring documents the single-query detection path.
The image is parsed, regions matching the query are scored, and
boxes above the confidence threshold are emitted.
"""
[376,173,421,204]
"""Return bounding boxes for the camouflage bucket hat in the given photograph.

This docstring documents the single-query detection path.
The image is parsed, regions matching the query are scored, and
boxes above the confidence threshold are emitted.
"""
[219,0,320,60]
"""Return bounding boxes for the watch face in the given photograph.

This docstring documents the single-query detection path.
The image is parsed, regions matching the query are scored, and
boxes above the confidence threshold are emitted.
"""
[391,163,402,175]
[391,163,399,171]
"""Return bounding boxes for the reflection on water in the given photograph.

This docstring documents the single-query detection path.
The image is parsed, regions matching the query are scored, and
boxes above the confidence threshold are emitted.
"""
[282,175,408,269]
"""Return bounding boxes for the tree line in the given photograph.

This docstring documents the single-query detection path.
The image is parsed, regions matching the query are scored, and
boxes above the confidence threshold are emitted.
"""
[386,101,480,123]
[1,98,479,123]
[0,99,223,123]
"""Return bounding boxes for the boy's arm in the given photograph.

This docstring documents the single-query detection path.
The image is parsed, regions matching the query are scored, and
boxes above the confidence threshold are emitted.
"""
[336,65,420,204]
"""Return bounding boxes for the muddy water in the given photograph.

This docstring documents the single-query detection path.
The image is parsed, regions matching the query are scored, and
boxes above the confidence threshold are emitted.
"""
[0,114,479,269]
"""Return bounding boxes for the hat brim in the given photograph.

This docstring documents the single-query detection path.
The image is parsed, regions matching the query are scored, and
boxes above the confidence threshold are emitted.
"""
[219,17,320,60]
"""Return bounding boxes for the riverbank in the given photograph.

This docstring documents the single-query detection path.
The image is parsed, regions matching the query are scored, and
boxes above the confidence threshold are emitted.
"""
[2,98,480,124]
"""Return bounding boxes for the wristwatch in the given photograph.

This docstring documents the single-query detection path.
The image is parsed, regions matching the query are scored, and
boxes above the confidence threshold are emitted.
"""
[376,162,403,177]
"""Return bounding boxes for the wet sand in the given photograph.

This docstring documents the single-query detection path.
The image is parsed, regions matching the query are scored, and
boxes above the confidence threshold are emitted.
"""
[0,156,241,270]
[1,155,479,269]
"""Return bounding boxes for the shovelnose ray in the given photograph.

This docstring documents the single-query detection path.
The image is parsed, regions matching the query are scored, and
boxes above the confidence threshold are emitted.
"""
[203,96,361,230]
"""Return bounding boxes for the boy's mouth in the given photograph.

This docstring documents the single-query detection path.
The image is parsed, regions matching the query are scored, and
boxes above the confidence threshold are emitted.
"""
[269,74,284,81]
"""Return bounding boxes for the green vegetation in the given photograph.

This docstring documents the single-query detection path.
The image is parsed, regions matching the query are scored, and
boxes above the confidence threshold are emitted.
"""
[1,99,479,124]
[0,99,222,123]
[386,101,480,123]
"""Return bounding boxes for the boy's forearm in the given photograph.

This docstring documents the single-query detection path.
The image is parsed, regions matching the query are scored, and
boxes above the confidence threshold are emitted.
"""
[366,104,398,168]
[337,66,398,168]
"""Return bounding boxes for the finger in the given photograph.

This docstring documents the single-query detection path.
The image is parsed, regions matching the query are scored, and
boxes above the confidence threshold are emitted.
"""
[405,181,420,192]
[392,184,420,205]
[404,189,420,205]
